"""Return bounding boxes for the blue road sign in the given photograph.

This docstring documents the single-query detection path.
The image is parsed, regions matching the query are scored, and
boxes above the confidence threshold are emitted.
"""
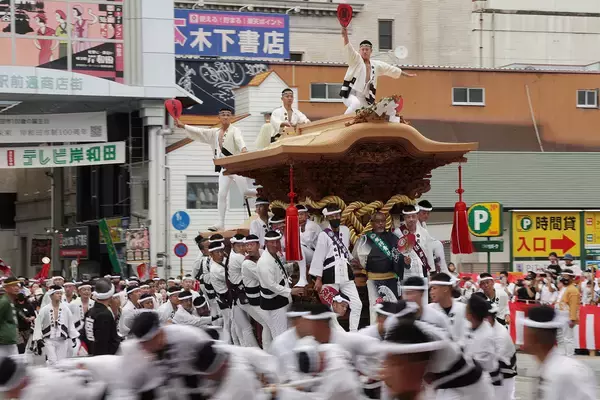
[174,242,188,258]
[171,211,191,231]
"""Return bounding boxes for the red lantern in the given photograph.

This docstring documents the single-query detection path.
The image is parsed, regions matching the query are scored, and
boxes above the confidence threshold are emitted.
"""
[337,4,353,28]
[165,99,183,120]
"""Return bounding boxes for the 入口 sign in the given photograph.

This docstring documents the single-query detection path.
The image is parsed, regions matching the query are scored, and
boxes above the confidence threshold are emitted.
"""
[0,142,125,169]
[512,211,580,258]
[0,112,107,143]
[468,202,502,237]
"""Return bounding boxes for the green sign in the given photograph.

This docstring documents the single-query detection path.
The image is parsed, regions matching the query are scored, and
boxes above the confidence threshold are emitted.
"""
[99,218,122,274]
[467,202,503,237]
[586,248,600,256]
[0,142,125,169]
[473,240,504,253]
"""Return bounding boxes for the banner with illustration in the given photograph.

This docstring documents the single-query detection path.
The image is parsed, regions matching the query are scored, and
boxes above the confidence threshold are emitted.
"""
[0,0,124,82]
[126,228,150,264]
[176,60,269,115]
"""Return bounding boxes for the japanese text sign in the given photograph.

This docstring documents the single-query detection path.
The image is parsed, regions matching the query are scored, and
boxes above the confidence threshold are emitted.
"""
[0,141,125,169]
[174,10,290,59]
[584,211,600,248]
[0,112,107,143]
[512,211,580,258]
[59,227,89,259]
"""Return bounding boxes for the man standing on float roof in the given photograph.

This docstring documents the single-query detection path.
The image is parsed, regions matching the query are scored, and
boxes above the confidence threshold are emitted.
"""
[175,108,257,232]
[339,27,417,115]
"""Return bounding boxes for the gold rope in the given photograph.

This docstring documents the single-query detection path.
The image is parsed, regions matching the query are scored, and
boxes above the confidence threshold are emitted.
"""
[269,195,416,244]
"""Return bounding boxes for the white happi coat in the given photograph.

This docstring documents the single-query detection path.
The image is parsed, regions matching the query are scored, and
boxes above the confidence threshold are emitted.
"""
[33,302,79,341]
[341,41,403,105]
[533,347,596,400]
[309,225,352,284]
[393,224,435,278]
[279,343,364,400]
[172,305,213,327]
[68,297,94,331]
[268,327,301,382]
[119,299,140,337]
[463,320,498,374]
[184,124,246,159]
[250,218,270,247]
[301,219,322,261]
[427,300,469,343]
[19,367,107,400]
[207,352,265,400]
[257,250,292,309]
[157,300,177,324]
[270,106,310,137]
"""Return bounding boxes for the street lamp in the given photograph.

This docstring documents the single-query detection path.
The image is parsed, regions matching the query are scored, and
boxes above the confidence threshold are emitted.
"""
[286,7,301,14]
[239,5,254,12]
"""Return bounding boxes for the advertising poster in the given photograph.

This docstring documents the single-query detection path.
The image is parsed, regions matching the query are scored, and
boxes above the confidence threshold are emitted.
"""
[0,0,124,82]
[126,228,150,264]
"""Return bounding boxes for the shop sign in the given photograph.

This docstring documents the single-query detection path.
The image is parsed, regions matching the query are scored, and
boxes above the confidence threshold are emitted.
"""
[0,112,107,143]
[0,141,125,169]
[59,227,88,259]
[175,10,289,59]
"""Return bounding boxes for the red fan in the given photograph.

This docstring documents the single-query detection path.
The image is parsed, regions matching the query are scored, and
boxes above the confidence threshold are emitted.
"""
[395,96,404,112]
[165,99,183,120]
[397,232,416,255]
[337,4,353,28]
[318,285,339,306]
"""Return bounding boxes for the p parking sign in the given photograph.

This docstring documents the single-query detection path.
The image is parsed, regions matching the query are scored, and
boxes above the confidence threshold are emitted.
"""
[468,202,503,237]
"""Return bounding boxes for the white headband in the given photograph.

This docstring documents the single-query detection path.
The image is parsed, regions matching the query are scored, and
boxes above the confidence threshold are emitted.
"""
[47,288,64,296]
[322,208,341,216]
[63,282,76,286]
[139,325,161,342]
[264,233,282,242]
[478,276,495,283]
[179,294,193,301]
[374,303,395,317]
[78,284,92,290]
[333,295,350,304]
[139,296,154,303]
[182,276,194,282]
[209,237,225,243]
[244,238,260,244]
[523,318,566,329]
[383,302,420,332]
[140,284,150,289]
[94,284,116,300]
[169,289,183,297]
[419,206,432,212]
[303,311,337,320]
[255,200,269,206]
[378,339,447,354]
[230,237,245,244]
[195,299,208,308]
[52,276,64,280]
[402,206,420,215]
[209,244,225,252]
[402,285,427,291]
[429,279,456,287]
[287,311,311,318]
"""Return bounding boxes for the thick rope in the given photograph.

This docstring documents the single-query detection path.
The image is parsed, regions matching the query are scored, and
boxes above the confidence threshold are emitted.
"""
[269,195,416,245]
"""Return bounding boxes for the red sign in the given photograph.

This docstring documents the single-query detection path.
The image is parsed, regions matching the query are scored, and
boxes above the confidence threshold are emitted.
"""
[7,150,14,167]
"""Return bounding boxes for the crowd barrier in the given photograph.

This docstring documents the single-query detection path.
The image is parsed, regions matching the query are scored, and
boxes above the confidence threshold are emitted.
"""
[509,302,600,350]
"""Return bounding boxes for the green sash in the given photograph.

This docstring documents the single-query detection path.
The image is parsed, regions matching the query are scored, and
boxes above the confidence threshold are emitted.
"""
[367,232,400,263]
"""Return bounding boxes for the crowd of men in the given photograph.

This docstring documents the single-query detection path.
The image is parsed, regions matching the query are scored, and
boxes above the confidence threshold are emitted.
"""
[0,198,597,399]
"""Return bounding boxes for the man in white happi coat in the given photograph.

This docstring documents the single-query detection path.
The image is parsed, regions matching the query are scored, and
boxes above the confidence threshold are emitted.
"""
[181,274,201,300]
[257,231,304,338]
[428,272,469,343]
[242,234,274,348]
[192,234,220,318]
[478,272,510,327]
[249,197,271,247]
[310,205,362,331]
[464,295,502,389]
[119,285,142,338]
[173,291,215,328]
[157,286,183,324]
[228,233,259,347]
[32,285,79,365]
[39,276,66,309]
[68,282,94,333]
[394,205,435,303]
[270,88,310,143]
[523,305,596,400]
[339,27,416,115]
[0,355,107,400]
[276,336,364,400]
[208,241,235,344]
[297,204,321,266]
[175,108,256,232]
[138,293,156,310]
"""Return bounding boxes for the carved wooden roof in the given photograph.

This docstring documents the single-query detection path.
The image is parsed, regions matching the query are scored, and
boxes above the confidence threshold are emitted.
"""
[215,115,478,203]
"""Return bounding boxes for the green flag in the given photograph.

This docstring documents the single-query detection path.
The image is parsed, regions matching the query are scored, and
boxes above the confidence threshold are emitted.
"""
[99,218,121,274]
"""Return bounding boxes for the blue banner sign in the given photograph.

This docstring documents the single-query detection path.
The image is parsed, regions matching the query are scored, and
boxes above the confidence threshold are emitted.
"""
[174,10,290,59]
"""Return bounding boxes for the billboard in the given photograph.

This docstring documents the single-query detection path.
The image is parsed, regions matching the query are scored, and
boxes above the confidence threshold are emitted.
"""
[175,10,289,59]
[0,0,124,82]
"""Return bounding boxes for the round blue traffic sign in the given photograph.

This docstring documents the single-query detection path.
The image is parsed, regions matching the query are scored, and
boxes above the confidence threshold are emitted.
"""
[171,211,190,231]
[174,242,188,258]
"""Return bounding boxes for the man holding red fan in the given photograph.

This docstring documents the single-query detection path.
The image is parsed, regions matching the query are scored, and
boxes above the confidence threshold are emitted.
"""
[338,23,416,115]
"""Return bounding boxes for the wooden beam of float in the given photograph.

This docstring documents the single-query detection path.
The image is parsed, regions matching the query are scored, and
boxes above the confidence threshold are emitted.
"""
[215,114,478,203]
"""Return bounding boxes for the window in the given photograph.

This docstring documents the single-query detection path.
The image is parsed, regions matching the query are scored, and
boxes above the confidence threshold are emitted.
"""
[186,176,244,210]
[577,90,598,108]
[452,88,485,106]
[378,20,393,51]
[288,52,304,62]
[310,83,343,102]
[0,193,16,229]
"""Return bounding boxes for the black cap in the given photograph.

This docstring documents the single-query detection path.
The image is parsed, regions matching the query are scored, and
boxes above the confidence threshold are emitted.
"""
[528,305,556,323]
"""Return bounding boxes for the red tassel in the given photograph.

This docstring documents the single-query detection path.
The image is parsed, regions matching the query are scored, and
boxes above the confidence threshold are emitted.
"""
[451,164,473,254]
[285,165,302,262]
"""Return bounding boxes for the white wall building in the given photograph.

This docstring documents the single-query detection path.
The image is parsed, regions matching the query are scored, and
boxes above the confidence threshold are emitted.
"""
[165,71,294,275]
[179,0,600,68]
